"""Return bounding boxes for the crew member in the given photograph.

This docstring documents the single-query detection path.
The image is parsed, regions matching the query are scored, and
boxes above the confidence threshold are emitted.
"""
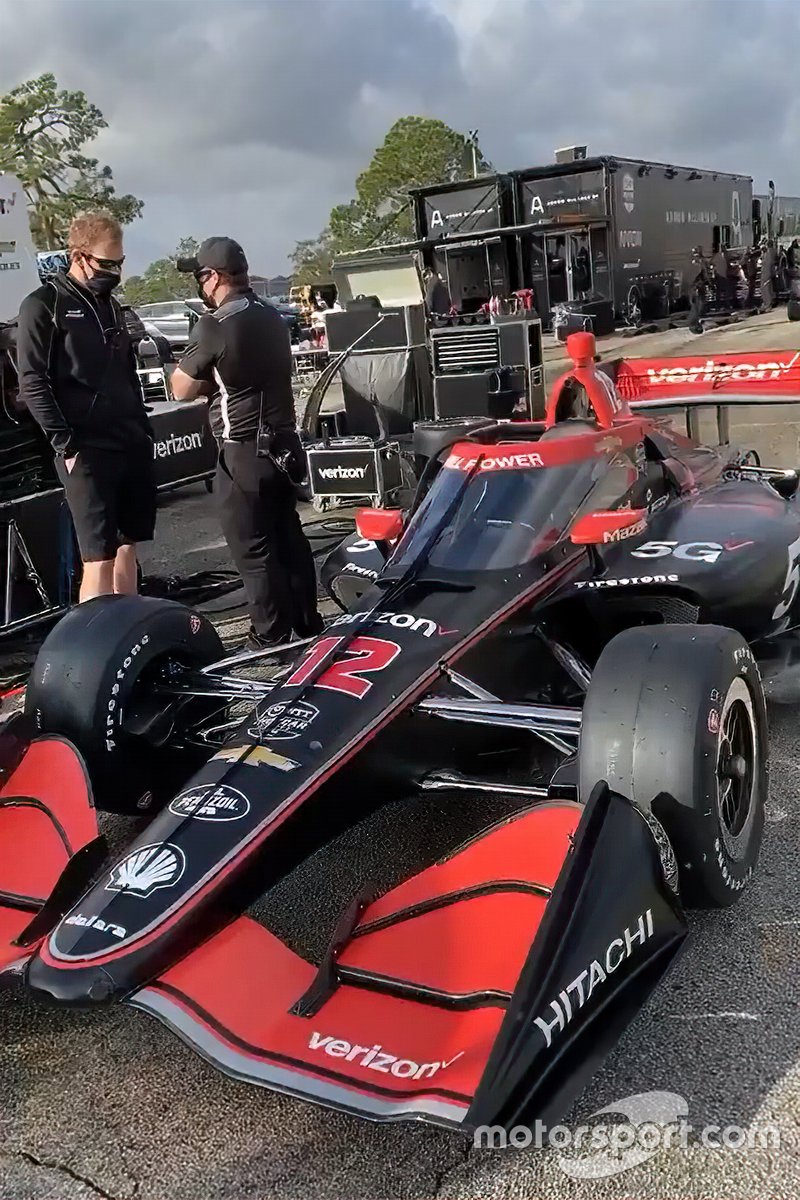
[743,245,759,308]
[688,246,711,334]
[572,239,591,300]
[760,239,777,310]
[423,267,452,316]
[788,238,800,277]
[16,212,155,601]
[712,246,735,310]
[170,237,321,650]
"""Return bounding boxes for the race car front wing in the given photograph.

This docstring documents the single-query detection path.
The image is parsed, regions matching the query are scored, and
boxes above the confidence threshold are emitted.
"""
[129,781,687,1131]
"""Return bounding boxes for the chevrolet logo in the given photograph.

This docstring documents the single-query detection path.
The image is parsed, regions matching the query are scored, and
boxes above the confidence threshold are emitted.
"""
[212,744,299,772]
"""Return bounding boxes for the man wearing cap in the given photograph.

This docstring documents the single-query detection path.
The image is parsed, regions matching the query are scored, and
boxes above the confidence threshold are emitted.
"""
[170,237,321,650]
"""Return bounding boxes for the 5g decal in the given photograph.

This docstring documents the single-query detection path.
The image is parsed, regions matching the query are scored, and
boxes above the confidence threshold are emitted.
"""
[773,533,800,621]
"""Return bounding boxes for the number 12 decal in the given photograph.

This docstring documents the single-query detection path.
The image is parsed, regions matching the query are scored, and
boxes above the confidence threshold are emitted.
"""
[285,635,401,699]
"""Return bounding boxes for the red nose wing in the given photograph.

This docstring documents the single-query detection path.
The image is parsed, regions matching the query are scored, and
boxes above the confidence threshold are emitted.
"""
[0,737,98,970]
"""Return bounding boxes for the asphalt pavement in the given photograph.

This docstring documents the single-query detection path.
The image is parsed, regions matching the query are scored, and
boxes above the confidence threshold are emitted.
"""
[3,309,800,1199]
[2,709,800,1200]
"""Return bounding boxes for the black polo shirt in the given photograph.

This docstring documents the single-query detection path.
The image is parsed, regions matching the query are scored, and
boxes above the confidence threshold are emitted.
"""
[178,290,295,441]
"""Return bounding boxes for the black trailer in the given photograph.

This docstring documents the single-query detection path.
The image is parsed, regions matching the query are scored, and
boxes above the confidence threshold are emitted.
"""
[512,154,753,324]
[411,174,519,313]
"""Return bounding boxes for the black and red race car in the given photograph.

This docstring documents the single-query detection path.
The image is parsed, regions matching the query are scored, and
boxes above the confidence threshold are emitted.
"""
[2,335,798,1132]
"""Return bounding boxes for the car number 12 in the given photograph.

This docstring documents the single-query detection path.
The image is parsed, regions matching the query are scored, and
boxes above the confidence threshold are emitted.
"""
[285,635,401,699]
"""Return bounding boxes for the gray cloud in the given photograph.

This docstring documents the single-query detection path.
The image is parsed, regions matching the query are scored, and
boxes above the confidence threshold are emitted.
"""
[1,0,798,275]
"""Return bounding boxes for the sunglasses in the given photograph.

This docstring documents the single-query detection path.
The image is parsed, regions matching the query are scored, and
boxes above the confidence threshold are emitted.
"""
[85,252,125,271]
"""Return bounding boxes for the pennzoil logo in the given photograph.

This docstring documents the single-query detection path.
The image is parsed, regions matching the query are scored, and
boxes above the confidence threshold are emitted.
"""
[212,744,300,771]
[169,783,250,821]
[105,843,186,899]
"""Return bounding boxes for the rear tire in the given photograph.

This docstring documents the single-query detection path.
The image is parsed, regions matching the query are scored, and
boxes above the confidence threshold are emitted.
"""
[25,596,223,814]
[626,285,643,328]
[579,624,767,907]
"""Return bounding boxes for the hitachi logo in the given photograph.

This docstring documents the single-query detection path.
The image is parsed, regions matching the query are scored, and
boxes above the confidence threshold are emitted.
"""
[318,465,368,480]
[533,909,655,1048]
[308,1032,463,1079]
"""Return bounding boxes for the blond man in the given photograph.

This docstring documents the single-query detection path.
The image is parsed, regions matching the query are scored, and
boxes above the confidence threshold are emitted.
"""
[16,212,155,600]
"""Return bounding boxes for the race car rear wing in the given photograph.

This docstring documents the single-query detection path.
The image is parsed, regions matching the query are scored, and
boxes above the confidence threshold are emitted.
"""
[613,350,800,444]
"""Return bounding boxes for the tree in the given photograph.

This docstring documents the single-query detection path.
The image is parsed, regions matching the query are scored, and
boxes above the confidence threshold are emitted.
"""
[123,237,200,306]
[291,116,492,265]
[0,73,143,249]
[290,229,336,285]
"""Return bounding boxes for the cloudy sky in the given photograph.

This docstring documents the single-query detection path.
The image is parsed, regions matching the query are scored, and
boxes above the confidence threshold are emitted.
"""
[1,0,798,276]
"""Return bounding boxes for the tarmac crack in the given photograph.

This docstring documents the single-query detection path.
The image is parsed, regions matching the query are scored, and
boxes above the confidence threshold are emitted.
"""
[1,1149,131,1200]
[431,1143,473,1199]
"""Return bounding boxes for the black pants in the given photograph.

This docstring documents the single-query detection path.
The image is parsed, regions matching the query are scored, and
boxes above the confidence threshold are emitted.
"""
[688,288,706,333]
[216,440,320,642]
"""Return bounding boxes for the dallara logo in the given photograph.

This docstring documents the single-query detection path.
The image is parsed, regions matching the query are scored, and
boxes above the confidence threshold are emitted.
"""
[105,842,186,898]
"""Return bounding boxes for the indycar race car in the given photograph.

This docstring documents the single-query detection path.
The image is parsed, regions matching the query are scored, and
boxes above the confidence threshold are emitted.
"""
[1,333,797,1132]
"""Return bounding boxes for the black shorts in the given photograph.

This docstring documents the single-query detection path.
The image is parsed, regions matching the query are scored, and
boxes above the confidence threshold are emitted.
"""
[55,444,157,562]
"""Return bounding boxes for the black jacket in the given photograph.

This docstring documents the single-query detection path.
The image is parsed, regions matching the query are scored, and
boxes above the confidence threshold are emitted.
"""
[16,272,152,456]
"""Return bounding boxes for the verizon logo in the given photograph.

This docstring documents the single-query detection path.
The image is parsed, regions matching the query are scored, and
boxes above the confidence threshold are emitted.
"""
[644,352,800,386]
[318,465,368,480]
[308,1032,463,1080]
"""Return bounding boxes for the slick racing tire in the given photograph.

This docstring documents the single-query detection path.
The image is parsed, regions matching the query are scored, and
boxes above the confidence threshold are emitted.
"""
[579,624,767,908]
[25,596,223,815]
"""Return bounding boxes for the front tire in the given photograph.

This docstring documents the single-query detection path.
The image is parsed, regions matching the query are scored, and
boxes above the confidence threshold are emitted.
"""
[579,624,767,907]
[25,596,223,814]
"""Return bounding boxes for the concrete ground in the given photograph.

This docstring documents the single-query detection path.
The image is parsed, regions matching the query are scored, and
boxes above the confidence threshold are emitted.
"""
[2,308,800,1199]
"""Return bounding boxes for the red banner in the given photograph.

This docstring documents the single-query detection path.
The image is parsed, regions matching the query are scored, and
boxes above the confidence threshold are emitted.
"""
[616,350,800,400]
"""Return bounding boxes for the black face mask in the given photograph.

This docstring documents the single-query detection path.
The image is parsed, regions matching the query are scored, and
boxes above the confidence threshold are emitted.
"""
[85,269,121,299]
[197,276,217,310]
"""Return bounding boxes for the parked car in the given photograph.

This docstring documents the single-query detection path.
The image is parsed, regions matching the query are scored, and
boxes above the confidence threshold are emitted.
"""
[135,300,194,351]
[144,297,303,347]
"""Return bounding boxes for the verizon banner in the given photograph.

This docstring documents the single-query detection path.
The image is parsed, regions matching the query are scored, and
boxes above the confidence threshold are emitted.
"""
[616,351,800,401]
[148,400,216,490]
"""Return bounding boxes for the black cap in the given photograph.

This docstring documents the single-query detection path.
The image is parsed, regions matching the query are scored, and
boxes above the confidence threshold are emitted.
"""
[177,236,248,276]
